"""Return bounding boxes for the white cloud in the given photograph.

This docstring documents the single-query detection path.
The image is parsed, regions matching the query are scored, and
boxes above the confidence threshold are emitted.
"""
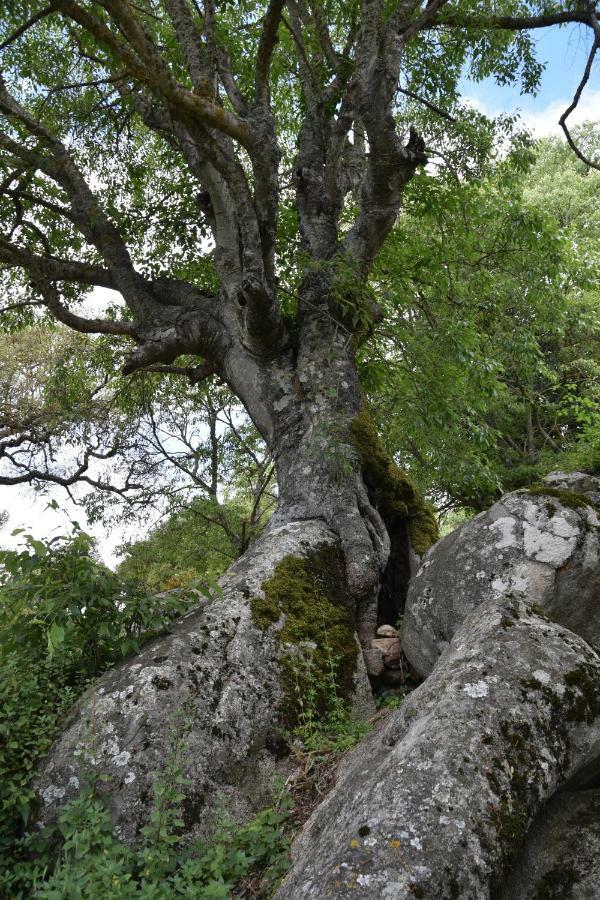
[519,88,600,137]
[464,88,600,138]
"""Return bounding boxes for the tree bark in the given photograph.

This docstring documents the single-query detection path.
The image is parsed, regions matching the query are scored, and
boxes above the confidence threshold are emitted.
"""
[32,302,405,838]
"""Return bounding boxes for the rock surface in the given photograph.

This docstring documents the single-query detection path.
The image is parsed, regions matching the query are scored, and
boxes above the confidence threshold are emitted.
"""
[376,624,399,638]
[403,472,600,677]
[500,788,600,899]
[276,593,600,899]
[34,520,374,844]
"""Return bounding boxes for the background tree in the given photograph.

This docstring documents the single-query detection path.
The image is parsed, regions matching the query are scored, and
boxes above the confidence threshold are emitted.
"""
[365,126,600,513]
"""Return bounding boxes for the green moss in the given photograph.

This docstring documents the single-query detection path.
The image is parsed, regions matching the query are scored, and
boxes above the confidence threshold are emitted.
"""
[350,407,438,554]
[251,547,357,727]
[526,484,592,511]
[564,664,600,723]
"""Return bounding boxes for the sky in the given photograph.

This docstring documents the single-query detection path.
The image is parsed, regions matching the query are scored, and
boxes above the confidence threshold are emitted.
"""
[1,20,599,568]
[463,22,600,134]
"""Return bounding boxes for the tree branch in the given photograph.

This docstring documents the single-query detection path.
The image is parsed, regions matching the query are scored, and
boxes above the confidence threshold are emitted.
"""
[255,0,285,104]
[31,277,137,337]
[0,3,58,51]
[0,239,117,289]
[434,8,598,32]
[56,0,255,149]
[131,361,216,385]
[559,11,600,172]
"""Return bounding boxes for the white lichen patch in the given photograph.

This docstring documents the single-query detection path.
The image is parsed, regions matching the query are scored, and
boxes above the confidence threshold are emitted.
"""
[124,771,136,784]
[550,515,580,540]
[463,681,489,699]
[112,750,131,767]
[488,516,518,549]
[532,669,551,685]
[68,776,80,789]
[41,784,66,804]
[523,521,575,567]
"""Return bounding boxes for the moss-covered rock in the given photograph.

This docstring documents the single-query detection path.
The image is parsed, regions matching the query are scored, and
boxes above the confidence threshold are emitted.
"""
[251,546,357,726]
[350,406,438,554]
[526,483,593,511]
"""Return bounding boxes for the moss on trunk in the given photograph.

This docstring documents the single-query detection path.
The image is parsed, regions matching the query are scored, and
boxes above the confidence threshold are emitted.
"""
[250,546,357,727]
[349,406,438,555]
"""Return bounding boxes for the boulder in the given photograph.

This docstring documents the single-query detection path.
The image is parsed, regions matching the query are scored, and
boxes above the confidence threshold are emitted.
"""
[402,472,600,678]
[276,593,600,898]
[370,637,401,668]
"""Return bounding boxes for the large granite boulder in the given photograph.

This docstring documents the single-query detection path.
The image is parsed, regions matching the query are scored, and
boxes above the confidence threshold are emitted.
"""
[276,593,600,898]
[402,472,600,678]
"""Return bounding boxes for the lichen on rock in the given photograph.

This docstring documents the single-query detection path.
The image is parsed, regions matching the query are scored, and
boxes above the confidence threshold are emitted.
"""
[403,471,600,677]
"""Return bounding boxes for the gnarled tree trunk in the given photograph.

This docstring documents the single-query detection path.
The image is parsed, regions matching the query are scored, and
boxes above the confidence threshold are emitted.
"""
[34,289,433,841]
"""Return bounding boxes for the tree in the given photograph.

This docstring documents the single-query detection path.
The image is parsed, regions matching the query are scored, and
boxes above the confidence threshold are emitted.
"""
[0,325,275,550]
[364,128,600,511]
[1,1,600,894]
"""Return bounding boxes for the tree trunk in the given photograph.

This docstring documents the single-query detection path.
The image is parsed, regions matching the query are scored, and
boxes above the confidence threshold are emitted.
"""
[34,299,433,840]
[33,516,374,845]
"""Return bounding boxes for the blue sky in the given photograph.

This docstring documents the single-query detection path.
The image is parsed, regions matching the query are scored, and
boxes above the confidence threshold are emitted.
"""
[463,23,600,134]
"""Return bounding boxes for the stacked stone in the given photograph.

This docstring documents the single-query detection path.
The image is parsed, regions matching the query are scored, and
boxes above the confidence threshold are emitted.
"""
[366,623,404,685]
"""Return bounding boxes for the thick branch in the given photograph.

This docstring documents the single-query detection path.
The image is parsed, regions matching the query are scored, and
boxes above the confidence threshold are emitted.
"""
[435,8,598,32]
[31,278,137,337]
[56,0,255,149]
[0,240,116,289]
[255,0,285,104]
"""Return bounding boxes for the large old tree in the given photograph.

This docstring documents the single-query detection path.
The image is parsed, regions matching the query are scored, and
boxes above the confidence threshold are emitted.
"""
[2,1,600,896]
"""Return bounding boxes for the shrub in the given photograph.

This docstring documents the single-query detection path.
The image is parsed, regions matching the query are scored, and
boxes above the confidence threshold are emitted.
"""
[0,527,207,893]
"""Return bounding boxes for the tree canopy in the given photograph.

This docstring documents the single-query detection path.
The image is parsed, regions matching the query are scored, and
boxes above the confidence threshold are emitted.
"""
[1,1,599,550]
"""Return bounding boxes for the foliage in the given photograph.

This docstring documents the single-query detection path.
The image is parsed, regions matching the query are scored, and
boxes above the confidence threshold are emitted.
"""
[13,739,293,899]
[117,496,243,591]
[0,527,193,669]
[0,326,275,542]
[362,128,600,512]
[0,526,209,891]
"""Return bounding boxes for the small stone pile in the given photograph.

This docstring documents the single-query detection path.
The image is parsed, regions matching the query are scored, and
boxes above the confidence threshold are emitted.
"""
[365,623,403,684]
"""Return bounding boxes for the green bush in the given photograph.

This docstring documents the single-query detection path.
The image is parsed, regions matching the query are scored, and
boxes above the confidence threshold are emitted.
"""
[0,527,204,893]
